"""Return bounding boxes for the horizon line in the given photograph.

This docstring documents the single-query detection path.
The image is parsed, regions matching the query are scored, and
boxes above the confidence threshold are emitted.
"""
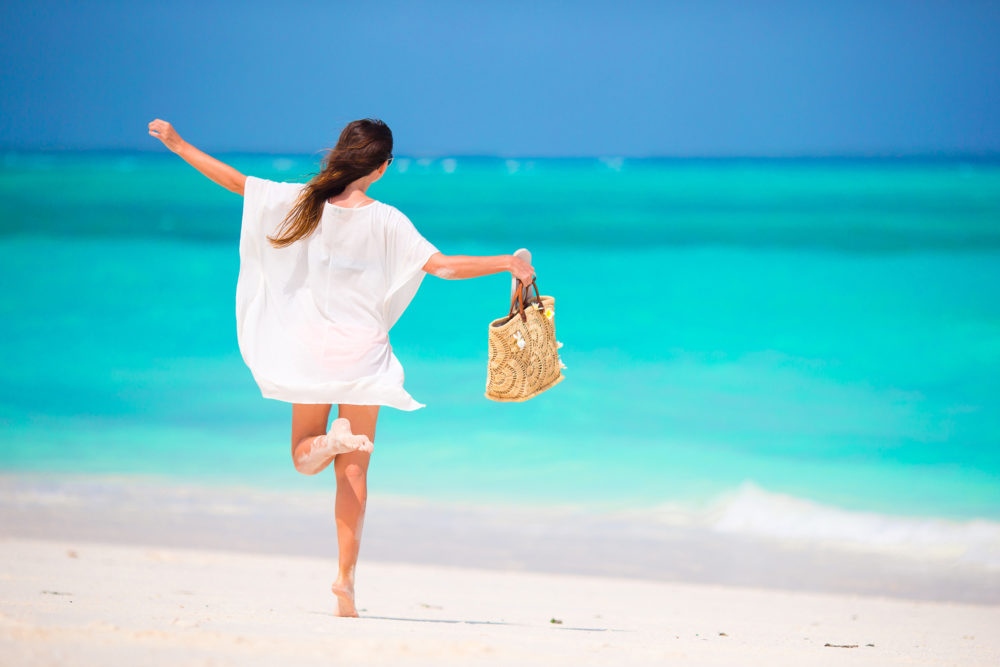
[3,147,1000,161]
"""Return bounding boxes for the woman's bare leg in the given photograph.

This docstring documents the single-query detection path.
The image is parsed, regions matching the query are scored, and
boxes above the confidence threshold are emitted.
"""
[330,403,379,617]
[290,403,372,476]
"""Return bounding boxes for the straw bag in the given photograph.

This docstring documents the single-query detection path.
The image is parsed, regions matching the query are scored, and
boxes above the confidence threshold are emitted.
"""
[485,277,565,402]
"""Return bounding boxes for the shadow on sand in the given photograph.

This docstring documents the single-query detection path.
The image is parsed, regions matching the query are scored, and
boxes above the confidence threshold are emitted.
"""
[312,610,619,631]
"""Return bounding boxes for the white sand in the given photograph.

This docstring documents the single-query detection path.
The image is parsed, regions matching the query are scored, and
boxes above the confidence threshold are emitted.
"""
[1,538,997,666]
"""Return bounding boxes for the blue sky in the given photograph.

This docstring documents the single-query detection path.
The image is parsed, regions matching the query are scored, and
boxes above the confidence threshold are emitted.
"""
[1,0,997,156]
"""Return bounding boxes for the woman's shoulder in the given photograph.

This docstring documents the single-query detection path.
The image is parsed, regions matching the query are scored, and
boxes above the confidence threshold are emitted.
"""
[374,200,403,215]
[246,176,308,200]
[372,201,412,225]
[246,175,306,188]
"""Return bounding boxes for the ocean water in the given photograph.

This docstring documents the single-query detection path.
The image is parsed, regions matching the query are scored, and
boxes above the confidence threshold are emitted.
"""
[1,152,999,555]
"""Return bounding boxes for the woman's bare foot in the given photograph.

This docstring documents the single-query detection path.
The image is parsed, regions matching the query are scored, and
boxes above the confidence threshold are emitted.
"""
[327,417,374,454]
[294,418,373,474]
[331,578,358,617]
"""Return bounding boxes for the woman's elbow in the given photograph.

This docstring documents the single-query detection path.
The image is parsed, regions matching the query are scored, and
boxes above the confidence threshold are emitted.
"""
[423,252,458,279]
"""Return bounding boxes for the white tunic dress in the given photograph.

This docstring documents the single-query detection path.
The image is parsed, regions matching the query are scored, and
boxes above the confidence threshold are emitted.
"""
[236,176,440,410]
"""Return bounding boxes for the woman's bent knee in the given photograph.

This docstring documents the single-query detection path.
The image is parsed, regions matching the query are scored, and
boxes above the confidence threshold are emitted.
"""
[293,460,321,476]
[337,461,367,483]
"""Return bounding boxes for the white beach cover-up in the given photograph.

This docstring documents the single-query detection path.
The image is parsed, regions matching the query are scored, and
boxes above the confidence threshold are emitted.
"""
[236,176,440,410]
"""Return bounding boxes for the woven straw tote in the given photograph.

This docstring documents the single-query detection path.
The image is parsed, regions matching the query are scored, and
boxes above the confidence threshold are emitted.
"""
[485,277,565,402]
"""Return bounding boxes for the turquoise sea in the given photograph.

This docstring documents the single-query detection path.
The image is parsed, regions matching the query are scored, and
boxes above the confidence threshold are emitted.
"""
[1,152,999,554]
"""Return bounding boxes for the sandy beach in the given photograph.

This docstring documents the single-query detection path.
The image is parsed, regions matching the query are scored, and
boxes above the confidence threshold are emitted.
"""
[1,474,998,665]
[1,537,997,666]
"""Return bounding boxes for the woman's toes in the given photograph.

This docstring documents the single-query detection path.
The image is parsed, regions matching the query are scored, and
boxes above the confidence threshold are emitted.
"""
[327,418,371,452]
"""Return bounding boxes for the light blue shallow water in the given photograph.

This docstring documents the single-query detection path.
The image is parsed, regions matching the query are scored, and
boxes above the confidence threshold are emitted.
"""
[1,153,998,537]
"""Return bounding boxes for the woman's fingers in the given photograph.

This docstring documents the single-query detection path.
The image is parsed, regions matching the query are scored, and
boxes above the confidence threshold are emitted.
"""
[148,119,172,135]
[147,119,182,152]
[511,256,535,283]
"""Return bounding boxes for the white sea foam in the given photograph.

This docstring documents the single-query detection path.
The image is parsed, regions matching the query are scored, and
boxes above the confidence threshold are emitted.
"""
[624,480,1000,568]
[441,158,457,173]
[6,474,998,570]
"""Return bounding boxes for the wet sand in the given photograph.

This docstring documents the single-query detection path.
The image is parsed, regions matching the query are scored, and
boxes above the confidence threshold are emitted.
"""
[2,474,997,604]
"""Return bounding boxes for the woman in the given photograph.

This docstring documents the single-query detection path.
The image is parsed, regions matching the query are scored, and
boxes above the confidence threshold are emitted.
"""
[147,117,535,617]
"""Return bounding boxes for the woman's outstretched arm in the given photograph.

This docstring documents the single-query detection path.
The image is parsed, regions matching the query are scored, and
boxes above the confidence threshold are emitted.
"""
[423,252,535,283]
[148,119,247,196]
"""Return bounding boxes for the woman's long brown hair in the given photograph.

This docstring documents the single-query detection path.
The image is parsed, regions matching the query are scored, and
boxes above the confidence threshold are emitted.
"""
[267,118,393,248]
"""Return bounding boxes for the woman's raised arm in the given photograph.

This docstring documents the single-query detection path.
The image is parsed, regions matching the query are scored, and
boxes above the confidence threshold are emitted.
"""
[148,119,247,195]
[424,252,535,283]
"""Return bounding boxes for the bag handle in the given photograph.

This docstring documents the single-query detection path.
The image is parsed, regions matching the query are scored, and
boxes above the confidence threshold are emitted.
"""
[508,277,543,323]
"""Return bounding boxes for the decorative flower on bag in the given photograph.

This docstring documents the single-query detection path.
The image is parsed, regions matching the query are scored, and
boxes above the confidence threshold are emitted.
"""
[556,340,563,349]
[512,330,526,349]
[559,359,567,370]
[544,306,554,319]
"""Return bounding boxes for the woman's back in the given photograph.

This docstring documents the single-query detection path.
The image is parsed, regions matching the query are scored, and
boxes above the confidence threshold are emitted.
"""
[237,176,438,409]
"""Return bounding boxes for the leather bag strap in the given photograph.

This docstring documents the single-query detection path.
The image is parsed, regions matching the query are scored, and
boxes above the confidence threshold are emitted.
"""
[508,277,543,323]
